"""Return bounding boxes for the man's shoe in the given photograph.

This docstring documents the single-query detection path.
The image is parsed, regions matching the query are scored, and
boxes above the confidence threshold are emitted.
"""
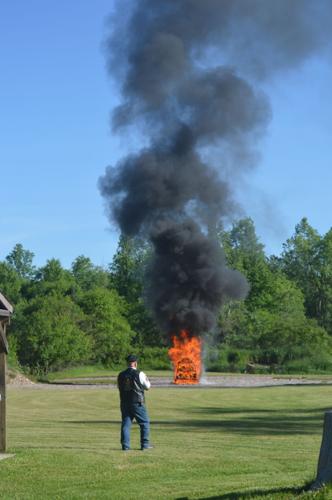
[122,447,130,451]
[141,445,153,451]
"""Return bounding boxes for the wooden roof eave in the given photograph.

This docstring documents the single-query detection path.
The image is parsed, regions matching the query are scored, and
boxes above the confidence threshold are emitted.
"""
[0,309,10,318]
[0,292,14,313]
[0,292,13,314]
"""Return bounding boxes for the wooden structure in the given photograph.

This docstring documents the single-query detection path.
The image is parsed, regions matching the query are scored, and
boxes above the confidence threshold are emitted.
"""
[0,292,13,453]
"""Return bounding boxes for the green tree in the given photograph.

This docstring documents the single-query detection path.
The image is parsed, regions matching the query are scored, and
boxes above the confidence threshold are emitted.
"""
[280,218,332,334]
[71,255,109,291]
[221,217,265,259]
[109,235,146,302]
[281,218,321,317]
[15,294,91,374]
[6,243,36,279]
[218,218,331,369]
[220,218,274,311]
[27,259,77,299]
[109,235,161,346]
[313,228,332,333]
[79,287,134,366]
[0,261,22,304]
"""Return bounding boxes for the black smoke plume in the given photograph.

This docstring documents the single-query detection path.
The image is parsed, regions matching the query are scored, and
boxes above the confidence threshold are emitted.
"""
[99,0,331,336]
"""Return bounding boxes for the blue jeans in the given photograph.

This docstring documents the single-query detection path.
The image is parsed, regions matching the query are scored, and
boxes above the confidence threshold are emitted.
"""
[120,402,150,450]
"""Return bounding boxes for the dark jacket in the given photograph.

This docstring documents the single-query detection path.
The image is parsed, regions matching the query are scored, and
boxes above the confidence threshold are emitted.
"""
[118,367,145,405]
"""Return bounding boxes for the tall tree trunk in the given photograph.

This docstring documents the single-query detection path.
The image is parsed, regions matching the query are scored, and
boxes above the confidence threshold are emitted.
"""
[311,411,332,490]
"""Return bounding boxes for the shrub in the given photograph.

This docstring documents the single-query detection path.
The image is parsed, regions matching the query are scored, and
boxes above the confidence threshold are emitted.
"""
[15,294,91,374]
[284,351,332,374]
[139,347,170,370]
[204,346,251,373]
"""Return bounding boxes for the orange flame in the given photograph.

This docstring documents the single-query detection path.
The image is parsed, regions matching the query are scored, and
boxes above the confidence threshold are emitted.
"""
[168,330,202,384]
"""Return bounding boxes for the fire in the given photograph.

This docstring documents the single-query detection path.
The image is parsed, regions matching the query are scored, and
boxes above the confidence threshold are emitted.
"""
[168,330,202,384]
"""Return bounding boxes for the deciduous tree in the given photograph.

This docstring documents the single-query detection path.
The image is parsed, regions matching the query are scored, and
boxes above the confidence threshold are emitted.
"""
[79,287,134,366]
[6,243,36,280]
[15,294,91,374]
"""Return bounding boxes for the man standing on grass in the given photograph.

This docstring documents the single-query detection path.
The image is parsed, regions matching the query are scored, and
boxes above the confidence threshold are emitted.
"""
[117,354,152,451]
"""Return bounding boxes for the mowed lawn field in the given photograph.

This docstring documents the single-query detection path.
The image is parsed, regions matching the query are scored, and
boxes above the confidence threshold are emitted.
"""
[1,384,332,499]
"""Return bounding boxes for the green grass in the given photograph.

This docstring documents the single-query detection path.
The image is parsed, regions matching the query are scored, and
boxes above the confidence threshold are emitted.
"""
[44,364,120,380]
[1,385,332,499]
[44,365,174,382]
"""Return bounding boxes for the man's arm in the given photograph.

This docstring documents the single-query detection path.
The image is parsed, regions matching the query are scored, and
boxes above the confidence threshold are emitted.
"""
[139,371,151,390]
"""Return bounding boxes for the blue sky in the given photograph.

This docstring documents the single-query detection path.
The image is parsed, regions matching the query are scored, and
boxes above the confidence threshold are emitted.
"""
[1,1,331,269]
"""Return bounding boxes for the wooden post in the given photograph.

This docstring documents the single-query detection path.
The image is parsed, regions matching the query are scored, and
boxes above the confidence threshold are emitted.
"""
[311,411,332,490]
[0,350,6,453]
[0,293,13,454]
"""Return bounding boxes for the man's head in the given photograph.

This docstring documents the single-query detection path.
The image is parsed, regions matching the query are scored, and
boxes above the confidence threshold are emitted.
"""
[126,354,138,368]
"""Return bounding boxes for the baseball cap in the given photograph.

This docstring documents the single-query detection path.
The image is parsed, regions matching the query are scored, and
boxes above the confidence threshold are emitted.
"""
[126,354,138,363]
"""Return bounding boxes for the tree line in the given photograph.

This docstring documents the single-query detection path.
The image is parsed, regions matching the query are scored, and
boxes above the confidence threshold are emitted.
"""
[1,217,332,375]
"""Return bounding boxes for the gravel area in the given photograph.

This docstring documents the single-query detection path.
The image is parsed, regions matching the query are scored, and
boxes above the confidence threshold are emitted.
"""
[8,374,332,389]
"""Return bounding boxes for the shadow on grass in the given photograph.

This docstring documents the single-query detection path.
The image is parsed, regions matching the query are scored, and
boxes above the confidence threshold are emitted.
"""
[194,407,331,415]
[13,444,128,454]
[62,411,323,435]
[177,484,308,499]
[154,416,322,435]
[63,420,118,425]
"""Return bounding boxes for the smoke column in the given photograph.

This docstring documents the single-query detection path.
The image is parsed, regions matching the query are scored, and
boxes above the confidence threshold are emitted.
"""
[99,0,332,336]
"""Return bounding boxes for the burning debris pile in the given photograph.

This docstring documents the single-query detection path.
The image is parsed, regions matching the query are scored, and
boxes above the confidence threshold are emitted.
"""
[147,217,247,383]
[168,331,202,385]
[99,0,332,384]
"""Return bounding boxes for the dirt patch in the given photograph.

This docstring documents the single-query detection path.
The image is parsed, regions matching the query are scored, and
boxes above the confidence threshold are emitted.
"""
[0,454,15,461]
[7,372,35,386]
